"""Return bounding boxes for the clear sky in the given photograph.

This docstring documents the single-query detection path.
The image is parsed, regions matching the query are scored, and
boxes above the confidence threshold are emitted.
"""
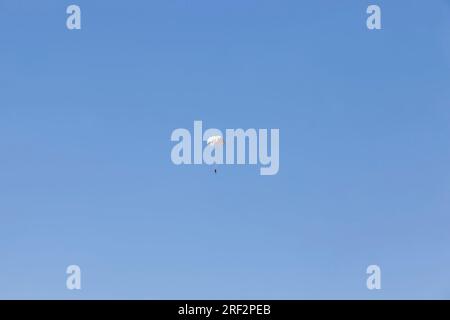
[1,0,450,299]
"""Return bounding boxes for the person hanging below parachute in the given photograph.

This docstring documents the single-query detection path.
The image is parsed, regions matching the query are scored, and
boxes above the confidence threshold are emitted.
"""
[206,135,224,174]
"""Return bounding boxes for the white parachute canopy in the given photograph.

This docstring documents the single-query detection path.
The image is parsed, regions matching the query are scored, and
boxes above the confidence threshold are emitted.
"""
[207,135,224,146]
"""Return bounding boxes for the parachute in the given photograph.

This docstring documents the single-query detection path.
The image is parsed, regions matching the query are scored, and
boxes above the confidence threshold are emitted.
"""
[207,135,224,146]
[206,135,223,174]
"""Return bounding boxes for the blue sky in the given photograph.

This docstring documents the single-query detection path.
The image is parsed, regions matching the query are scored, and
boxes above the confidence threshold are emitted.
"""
[1,0,450,299]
